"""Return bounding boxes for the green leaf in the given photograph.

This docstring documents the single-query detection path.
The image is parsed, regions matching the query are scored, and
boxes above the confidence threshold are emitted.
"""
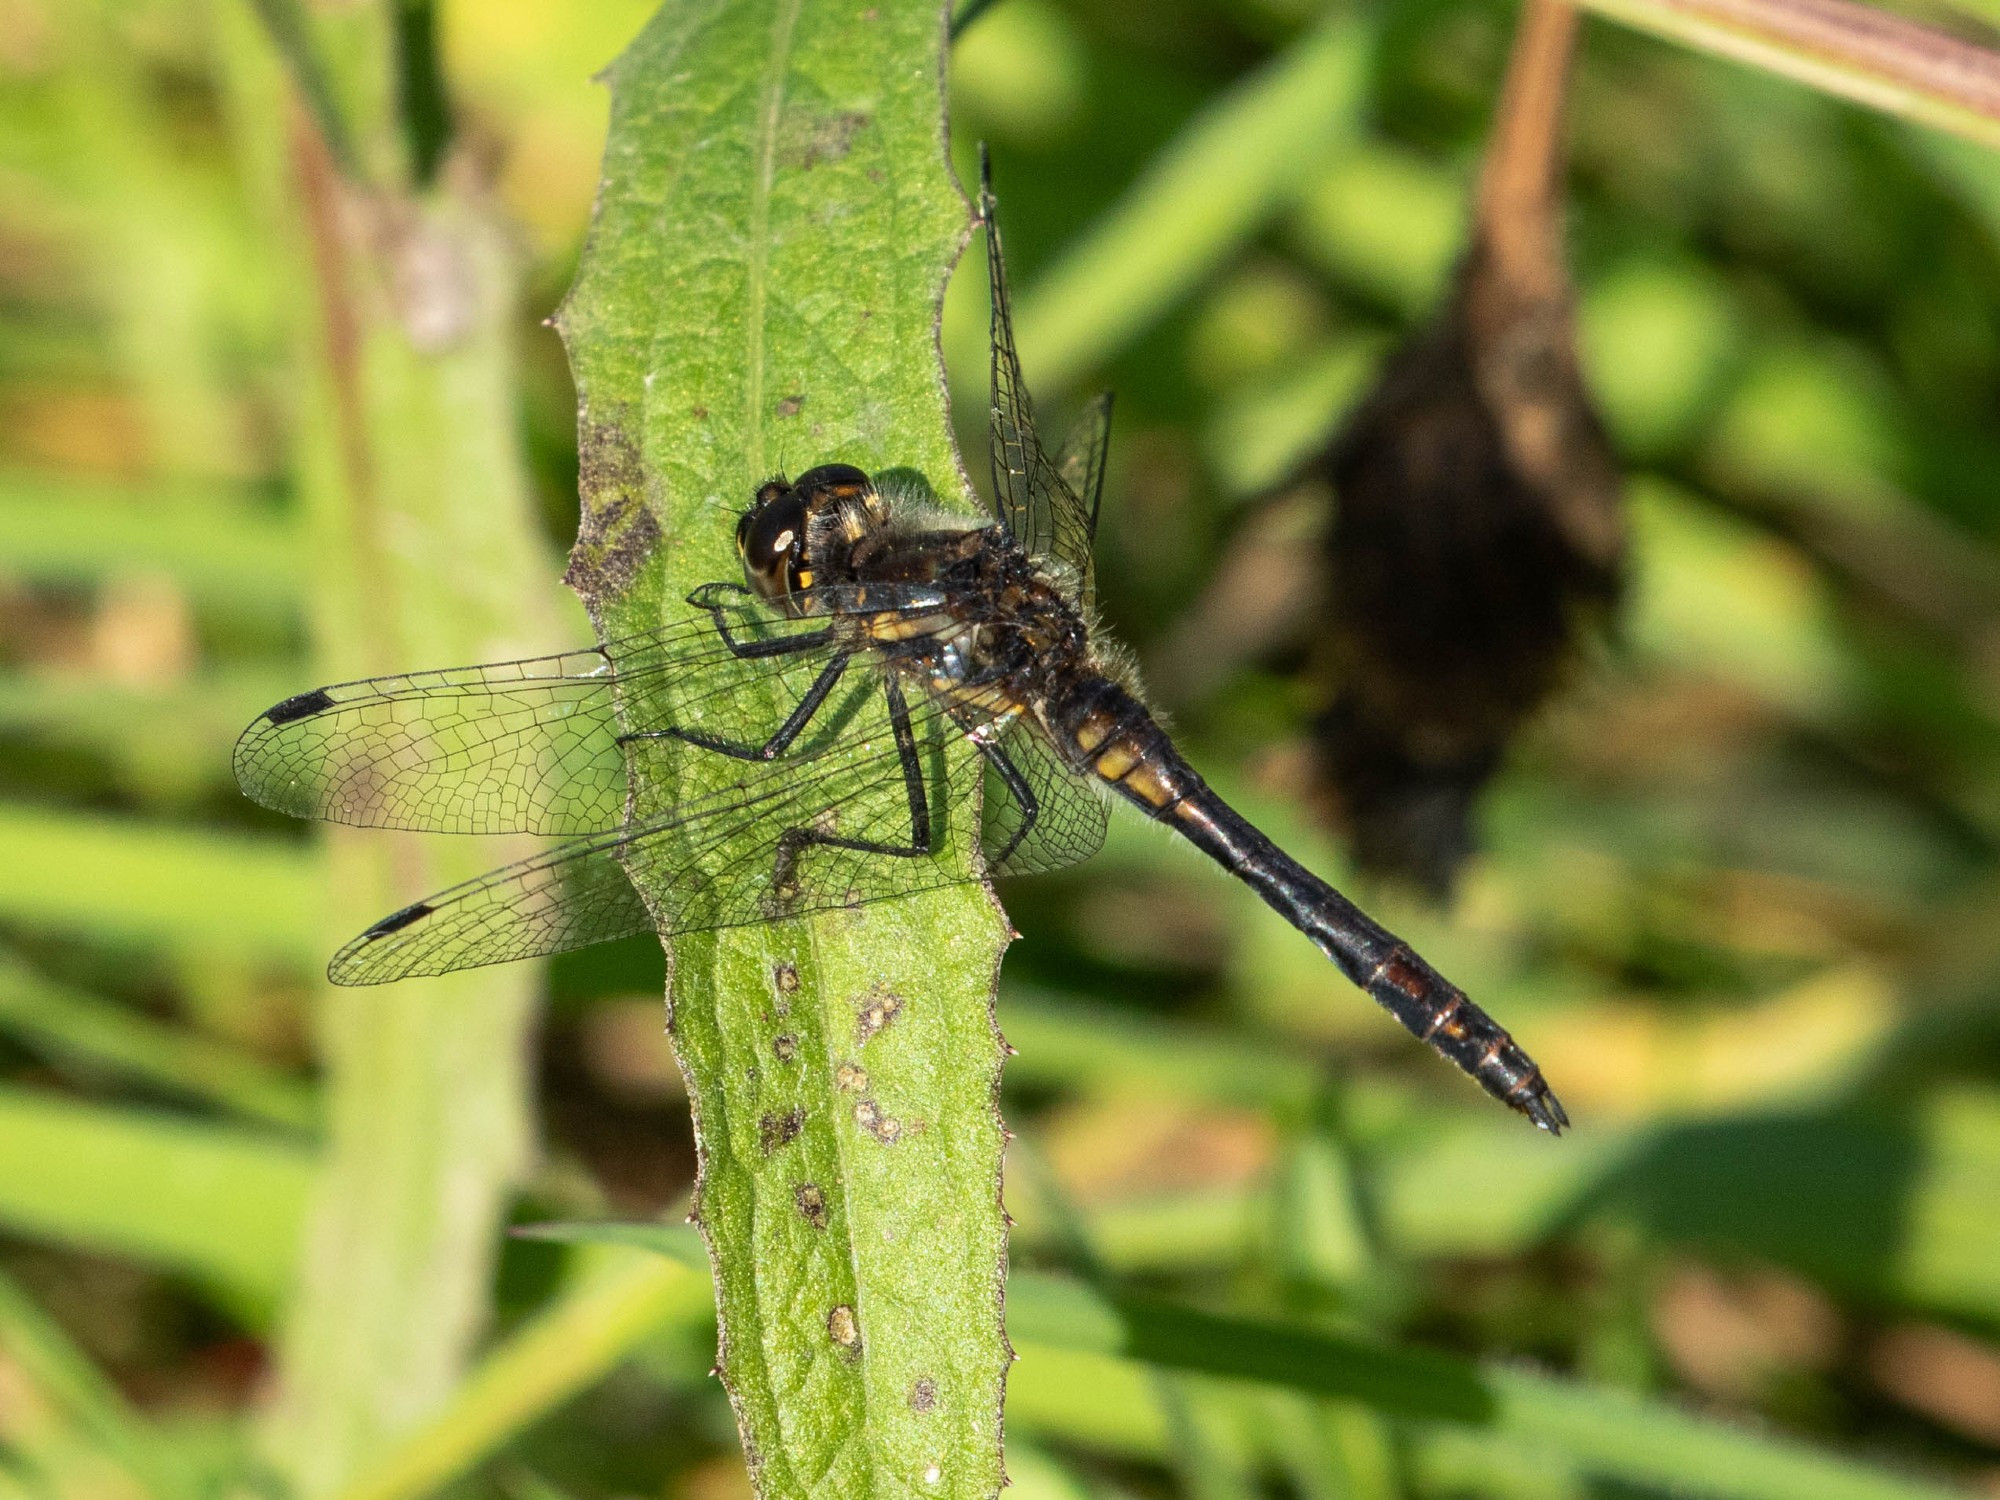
[555,2,1012,1495]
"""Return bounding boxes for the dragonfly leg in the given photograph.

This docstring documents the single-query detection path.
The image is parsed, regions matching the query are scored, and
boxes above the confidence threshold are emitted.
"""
[620,653,851,761]
[684,584,837,660]
[688,584,836,660]
[768,675,934,901]
[975,737,1038,867]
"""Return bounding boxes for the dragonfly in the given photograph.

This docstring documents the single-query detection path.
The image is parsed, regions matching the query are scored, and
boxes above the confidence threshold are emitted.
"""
[234,154,1566,1134]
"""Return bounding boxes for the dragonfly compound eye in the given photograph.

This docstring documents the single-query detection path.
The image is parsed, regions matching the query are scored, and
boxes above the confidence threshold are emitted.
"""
[741,486,810,602]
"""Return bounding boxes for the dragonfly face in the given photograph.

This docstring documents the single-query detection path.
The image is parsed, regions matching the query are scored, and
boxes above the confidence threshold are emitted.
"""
[737,463,883,617]
[230,149,1567,1133]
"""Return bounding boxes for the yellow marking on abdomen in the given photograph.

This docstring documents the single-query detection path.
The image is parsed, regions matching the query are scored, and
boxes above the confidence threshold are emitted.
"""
[1073,712,1116,752]
[1123,762,1178,809]
[1093,743,1140,781]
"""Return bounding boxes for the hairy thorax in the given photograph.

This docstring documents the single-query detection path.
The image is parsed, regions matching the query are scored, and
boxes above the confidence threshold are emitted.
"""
[821,518,1094,737]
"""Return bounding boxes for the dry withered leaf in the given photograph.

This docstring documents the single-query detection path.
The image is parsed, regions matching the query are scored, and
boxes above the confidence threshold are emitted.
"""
[1313,0,1623,896]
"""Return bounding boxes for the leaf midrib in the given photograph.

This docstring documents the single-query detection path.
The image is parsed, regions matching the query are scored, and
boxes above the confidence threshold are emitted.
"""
[746,0,806,481]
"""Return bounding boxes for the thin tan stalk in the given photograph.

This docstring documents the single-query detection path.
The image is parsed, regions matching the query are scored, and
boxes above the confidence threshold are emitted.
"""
[1577,0,2000,147]
[1476,0,1582,295]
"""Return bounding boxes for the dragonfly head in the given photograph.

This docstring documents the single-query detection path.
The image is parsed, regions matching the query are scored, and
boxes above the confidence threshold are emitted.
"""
[738,464,874,615]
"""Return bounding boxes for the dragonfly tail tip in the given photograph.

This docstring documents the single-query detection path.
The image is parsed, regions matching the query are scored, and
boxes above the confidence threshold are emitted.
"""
[1520,1085,1570,1136]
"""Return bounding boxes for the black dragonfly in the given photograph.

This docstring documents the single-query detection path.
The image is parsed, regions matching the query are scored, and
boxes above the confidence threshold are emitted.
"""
[235,159,1566,1134]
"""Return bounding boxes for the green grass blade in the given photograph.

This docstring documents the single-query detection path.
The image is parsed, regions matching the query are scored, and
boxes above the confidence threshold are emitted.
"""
[0,469,302,610]
[0,955,317,1131]
[1479,1373,1957,1500]
[0,670,295,806]
[1380,1094,2000,1325]
[1200,336,1385,500]
[1008,1140,1262,1500]
[0,1265,184,1500]
[554,3,1012,1495]
[0,1086,312,1315]
[0,806,322,963]
[998,986,1321,1114]
[241,0,362,177]
[1016,1283,1965,1500]
[1571,0,2000,151]
[38,8,273,481]
[333,1248,713,1500]
[1010,8,1370,393]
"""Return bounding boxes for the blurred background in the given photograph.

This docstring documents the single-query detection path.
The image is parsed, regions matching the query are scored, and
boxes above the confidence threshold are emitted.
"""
[8,0,2000,1496]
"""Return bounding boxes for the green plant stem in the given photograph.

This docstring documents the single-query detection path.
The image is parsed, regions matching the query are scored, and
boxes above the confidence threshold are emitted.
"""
[214,7,564,1493]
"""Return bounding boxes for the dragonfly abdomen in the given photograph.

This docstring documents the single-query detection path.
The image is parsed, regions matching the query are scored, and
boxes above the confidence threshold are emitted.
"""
[1050,677,1195,812]
[1051,676,1566,1133]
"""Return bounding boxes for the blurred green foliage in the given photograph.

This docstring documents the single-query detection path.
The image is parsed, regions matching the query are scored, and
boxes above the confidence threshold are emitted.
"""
[7,0,2000,1496]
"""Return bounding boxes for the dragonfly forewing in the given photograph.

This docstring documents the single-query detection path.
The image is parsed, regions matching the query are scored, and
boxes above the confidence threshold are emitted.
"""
[233,647,629,835]
[233,595,880,838]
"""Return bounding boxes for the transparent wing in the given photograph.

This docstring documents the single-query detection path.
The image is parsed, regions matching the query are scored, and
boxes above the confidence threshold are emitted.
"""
[979,717,1108,877]
[330,835,658,984]
[234,642,636,836]
[1054,391,1114,541]
[327,685,1003,984]
[980,148,1101,606]
[233,586,948,837]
